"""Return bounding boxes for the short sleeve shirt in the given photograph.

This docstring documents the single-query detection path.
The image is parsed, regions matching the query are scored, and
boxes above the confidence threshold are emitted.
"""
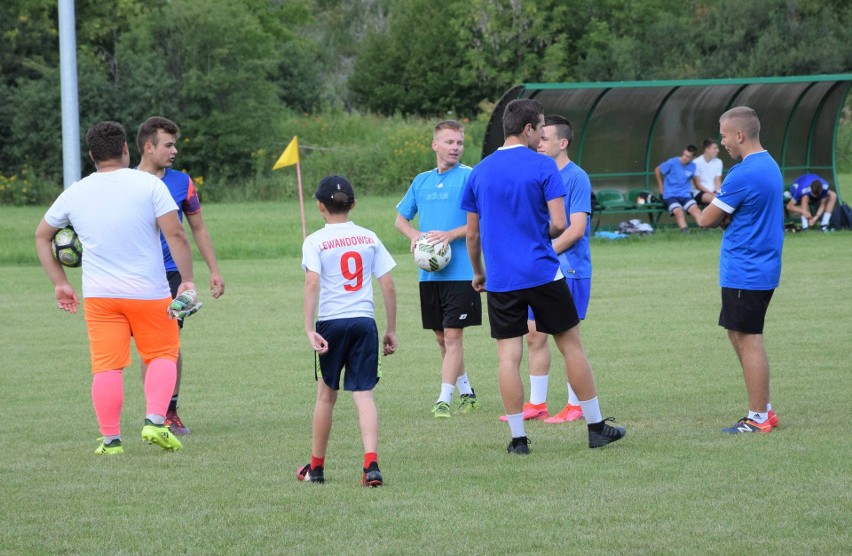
[43,168,177,299]
[302,221,396,321]
[711,151,784,290]
[461,146,565,292]
[789,173,829,202]
[557,162,592,279]
[396,164,473,282]
[692,155,723,194]
[659,157,697,198]
[158,168,202,272]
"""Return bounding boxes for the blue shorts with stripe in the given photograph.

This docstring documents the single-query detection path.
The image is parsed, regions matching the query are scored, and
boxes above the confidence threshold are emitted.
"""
[314,317,381,391]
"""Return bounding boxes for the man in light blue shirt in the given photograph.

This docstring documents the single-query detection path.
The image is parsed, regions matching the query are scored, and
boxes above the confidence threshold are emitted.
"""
[395,120,482,418]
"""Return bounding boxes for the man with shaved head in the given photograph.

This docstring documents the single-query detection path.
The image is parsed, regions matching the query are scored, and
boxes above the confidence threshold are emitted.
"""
[697,106,784,435]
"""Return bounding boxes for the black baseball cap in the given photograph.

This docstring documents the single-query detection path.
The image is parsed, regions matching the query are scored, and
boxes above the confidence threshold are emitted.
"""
[315,175,355,208]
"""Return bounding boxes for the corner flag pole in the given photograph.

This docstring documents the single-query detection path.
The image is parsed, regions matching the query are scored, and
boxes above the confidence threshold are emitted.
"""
[296,160,306,239]
[272,136,306,239]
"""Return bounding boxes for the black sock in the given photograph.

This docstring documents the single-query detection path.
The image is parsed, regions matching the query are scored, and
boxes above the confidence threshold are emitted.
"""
[168,395,179,412]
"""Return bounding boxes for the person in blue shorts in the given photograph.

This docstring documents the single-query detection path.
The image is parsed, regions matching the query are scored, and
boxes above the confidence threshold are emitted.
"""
[395,120,482,419]
[299,175,398,486]
[137,116,225,436]
[785,173,837,231]
[499,115,590,425]
[697,106,784,434]
[462,99,625,454]
[655,145,703,232]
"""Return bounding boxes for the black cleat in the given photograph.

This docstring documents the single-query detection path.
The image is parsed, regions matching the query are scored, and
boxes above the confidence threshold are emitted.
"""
[296,464,325,483]
[588,418,626,448]
[361,462,383,487]
[507,436,530,455]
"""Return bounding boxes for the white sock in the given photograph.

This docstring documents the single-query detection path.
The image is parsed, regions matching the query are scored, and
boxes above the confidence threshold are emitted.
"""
[767,403,773,411]
[529,375,549,405]
[748,410,768,423]
[437,383,454,404]
[801,215,809,228]
[507,413,526,438]
[103,434,121,445]
[145,413,165,425]
[455,372,473,396]
[821,213,831,226]
[567,383,579,406]
[579,397,602,424]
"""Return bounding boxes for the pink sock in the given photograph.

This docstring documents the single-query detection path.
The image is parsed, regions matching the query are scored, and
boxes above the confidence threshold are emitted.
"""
[144,358,177,418]
[92,371,123,436]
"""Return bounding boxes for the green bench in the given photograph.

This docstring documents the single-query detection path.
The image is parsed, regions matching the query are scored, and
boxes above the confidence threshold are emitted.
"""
[591,189,668,231]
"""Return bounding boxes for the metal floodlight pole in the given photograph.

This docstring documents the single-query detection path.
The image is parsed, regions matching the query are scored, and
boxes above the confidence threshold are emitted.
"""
[58,0,81,189]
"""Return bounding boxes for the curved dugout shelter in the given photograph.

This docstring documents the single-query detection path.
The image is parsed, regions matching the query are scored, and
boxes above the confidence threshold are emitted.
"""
[483,75,852,201]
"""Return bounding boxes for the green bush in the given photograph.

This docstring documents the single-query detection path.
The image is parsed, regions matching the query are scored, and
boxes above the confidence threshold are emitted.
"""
[0,167,61,206]
[198,111,486,203]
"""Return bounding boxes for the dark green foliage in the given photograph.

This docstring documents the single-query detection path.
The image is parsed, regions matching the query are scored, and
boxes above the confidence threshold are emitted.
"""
[0,0,850,204]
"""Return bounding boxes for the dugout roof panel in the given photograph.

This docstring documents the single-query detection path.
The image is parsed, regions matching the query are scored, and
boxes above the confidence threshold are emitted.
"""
[482,75,852,196]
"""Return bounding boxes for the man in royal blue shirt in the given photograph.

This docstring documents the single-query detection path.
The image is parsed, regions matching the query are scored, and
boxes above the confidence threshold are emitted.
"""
[501,115,592,425]
[786,173,837,231]
[462,99,625,454]
[698,106,784,434]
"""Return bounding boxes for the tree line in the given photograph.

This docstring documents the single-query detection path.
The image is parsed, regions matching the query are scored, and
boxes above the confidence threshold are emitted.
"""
[1,0,850,203]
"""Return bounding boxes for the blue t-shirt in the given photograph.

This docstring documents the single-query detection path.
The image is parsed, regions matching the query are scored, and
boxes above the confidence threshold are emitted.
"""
[789,173,829,202]
[659,156,697,199]
[557,162,592,280]
[461,145,565,292]
[397,164,474,282]
[158,169,201,272]
[712,151,784,290]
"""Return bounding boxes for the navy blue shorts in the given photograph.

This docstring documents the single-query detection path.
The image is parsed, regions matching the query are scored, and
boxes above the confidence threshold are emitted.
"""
[664,196,697,214]
[487,278,580,339]
[419,281,482,330]
[314,317,381,391]
[719,288,774,334]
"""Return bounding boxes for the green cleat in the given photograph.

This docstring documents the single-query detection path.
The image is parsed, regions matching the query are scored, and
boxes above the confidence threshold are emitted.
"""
[94,438,124,455]
[431,401,451,419]
[141,420,183,451]
[455,392,480,415]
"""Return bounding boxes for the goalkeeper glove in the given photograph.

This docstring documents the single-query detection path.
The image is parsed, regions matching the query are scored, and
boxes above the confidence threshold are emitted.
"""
[168,290,203,320]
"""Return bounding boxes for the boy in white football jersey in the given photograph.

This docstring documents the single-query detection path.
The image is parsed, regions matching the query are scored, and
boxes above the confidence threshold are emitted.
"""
[298,175,398,487]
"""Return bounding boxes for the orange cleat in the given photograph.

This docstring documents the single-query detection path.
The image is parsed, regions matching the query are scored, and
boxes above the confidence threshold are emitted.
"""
[767,409,779,429]
[544,403,584,423]
[499,402,549,422]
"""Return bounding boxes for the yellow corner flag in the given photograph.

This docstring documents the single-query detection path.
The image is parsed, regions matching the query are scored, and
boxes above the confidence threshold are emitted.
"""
[273,136,299,170]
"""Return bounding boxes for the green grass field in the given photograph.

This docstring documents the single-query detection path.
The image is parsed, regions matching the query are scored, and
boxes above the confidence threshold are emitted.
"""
[1,198,850,555]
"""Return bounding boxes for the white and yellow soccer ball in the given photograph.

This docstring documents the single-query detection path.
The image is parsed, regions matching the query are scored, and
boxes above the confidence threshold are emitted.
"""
[413,234,452,272]
[51,227,83,268]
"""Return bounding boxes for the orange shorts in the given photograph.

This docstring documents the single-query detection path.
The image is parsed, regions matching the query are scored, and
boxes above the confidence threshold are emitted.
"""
[83,297,179,373]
